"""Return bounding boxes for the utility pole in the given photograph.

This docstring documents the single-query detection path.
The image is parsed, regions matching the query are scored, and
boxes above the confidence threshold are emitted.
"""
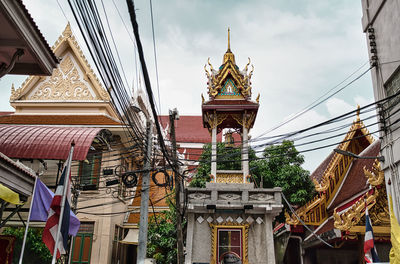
[137,120,153,264]
[169,108,184,264]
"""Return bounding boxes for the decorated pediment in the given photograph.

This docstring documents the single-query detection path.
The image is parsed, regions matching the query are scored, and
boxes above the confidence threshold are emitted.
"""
[286,110,376,227]
[204,29,254,100]
[333,161,389,235]
[10,24,109,102]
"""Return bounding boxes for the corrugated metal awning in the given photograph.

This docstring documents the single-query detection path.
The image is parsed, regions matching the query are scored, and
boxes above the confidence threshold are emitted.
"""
[0,125,106,161]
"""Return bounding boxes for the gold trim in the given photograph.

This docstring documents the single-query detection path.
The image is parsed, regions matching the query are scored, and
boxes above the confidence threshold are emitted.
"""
[348,225,390,234]
[333,188,378,231]
[205,112,228,130]
[216,173,244,184]
[209,223,249,264]
[364,160,384,186]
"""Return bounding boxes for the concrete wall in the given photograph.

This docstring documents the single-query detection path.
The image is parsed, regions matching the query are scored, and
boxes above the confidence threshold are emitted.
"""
[361,0,400,221]
[187,213,275,264]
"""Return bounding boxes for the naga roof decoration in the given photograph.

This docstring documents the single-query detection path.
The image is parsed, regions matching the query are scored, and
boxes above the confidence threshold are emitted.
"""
[285,109,376,227]
[204,28,255,100]
[10,23,110,102]
[333,160,389,236]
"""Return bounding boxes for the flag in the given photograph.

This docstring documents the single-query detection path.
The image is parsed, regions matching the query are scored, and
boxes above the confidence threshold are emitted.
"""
[364,206,380,263]
[42,146,74,259]
[30,178,80,235]
[0,183,23,205]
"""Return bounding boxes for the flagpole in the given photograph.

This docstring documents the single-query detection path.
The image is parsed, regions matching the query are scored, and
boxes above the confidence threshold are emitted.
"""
[51,142,74,264]
[18,175,38,264]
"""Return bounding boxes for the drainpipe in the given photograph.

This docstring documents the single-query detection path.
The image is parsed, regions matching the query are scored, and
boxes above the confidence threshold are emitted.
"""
[290,236,304,264]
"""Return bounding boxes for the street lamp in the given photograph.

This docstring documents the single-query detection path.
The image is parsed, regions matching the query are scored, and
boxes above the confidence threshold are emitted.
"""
[333,149,385,162]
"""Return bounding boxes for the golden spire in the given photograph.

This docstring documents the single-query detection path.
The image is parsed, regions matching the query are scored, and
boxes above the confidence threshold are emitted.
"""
[223,28,235,64]
[227,27,231,52]
[356,104,361,122]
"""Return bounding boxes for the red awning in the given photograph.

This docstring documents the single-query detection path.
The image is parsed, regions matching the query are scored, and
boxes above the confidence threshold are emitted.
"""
[0,125,106,161]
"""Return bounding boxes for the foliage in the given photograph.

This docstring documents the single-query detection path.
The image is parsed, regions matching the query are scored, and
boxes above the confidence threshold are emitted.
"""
[147,199,182,264]
[190,142,256,187]
[250,140,315,206]
[2,227,52,264]
[190,140,315,208]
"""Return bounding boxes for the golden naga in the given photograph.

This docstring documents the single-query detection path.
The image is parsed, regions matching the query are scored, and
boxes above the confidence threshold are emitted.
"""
[313,175,330,192]
[285,211,299,225]
[243,57,251,73]
[333,188,378,231]
[364,160,384,186]
[242,65,254,97]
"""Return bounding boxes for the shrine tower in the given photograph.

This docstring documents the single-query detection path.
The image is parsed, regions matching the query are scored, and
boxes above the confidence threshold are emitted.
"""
[202,28,259,184]
[185,30,282,264]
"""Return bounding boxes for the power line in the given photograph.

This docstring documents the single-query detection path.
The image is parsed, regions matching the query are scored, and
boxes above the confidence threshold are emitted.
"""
[253,62,373,140]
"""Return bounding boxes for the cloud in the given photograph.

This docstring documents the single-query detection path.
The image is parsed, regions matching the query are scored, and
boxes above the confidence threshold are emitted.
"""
[0,0,376,173]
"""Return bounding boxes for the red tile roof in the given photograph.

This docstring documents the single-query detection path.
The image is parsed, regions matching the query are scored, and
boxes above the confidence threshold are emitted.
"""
[159,115,222,143]
[328,140,380,210]
[0,125,105,160]
[0,112,14,116]
[311,151,335,182]
[0,114,122,126]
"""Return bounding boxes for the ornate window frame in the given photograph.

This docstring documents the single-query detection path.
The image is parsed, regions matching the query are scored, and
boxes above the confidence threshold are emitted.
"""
[209,222,249,264]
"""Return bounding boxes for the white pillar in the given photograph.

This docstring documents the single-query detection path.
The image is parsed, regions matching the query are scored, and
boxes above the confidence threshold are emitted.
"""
[242,121,249,183]
[185,213,195,264]
[264,214,276,264]
[211,126,217,178]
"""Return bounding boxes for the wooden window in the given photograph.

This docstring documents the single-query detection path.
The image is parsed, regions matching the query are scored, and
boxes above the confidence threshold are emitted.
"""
[217,228,242,264]
[71,222,94,264]
[78,153,102,190]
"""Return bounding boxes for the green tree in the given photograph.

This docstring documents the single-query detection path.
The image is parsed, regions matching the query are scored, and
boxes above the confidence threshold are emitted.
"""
[191,140,315,207]
[250,140,315,206]
[190,142,256,187]
[147,199,181,264]
[2,227,52,264]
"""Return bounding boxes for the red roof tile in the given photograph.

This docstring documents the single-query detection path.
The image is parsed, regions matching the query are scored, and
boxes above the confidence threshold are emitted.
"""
[0,125,105,160]
[311,151,335,182]
[159,115,222,143]
[328,140,380,210]
[0,114,122,126]
[0,112,14,116]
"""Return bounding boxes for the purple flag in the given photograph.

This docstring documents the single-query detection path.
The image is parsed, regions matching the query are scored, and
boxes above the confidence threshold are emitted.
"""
[30,178,80,236]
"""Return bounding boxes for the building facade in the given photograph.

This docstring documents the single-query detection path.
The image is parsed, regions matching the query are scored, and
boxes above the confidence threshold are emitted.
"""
[0,24,149,264]
[285,113,391,263]
[360,0,400,260]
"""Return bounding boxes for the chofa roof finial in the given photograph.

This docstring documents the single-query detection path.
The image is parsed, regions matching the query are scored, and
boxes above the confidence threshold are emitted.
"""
[227,27,231,52]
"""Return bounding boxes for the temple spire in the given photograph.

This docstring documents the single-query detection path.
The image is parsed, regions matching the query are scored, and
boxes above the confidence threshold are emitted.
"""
[227,27,231,52]
[223,28,235,64]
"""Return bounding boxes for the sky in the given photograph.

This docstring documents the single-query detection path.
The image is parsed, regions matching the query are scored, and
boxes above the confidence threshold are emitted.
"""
[0,0,377,172]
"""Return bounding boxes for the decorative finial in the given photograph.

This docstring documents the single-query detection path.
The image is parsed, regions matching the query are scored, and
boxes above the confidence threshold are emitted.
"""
[356,104,360,122]
[227,27,231,52]
[63,22,72,37]
[223,28,235,64]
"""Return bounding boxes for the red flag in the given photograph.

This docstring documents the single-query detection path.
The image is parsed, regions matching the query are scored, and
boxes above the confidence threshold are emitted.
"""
[42,145,74,259]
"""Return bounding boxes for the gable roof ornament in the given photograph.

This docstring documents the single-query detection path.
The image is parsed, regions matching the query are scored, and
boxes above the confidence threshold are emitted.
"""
[204,29,255,100]
[10,23,110,102]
